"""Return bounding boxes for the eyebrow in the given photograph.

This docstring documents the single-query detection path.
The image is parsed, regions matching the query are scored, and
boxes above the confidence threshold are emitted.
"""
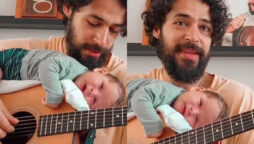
[89,14,124,27]
[174,13,212,25]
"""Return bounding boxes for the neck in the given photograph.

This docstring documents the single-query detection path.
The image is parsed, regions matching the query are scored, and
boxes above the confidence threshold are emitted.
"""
[162,68,214,90]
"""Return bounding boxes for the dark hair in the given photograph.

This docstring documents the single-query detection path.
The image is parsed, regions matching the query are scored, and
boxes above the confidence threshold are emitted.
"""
[203,90,229,120]
[105,74,126,107]
[142,0,228,47]
[57,0,127,36]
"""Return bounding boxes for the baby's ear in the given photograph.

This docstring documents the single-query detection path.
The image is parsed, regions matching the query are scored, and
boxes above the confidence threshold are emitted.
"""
[190,86,205,91]
[93,68,108,74]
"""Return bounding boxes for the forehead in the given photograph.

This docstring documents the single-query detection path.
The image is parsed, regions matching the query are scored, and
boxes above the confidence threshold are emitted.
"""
[166,0,211,22]
[78,0,126,25]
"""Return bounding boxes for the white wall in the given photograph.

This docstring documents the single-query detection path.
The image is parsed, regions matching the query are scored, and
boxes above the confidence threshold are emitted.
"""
[0,0,127,61]
[127,0,254,90]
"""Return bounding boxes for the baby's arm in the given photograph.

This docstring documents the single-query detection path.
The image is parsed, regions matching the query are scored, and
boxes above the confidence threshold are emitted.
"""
[38,58,64,108]
[131,87,164,137]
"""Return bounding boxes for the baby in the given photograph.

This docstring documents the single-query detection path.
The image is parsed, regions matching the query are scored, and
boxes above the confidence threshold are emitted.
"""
[0,48,125,109]
[127,79,228,137]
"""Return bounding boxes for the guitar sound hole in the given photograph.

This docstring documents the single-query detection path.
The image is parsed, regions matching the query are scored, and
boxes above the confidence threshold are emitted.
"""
[1,112,36,144]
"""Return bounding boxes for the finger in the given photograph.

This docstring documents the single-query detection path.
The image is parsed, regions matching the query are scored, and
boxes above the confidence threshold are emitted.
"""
[0,112,15,133]
[2,103,19,125]
[0,128,7,139]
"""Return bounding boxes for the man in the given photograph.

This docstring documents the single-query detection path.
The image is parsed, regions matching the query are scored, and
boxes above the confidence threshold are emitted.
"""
[223,0,254,46]
[0,0,126,144]
[128,0,254,144]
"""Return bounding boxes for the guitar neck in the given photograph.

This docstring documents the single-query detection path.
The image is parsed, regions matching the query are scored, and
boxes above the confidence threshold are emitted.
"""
[38,106,127,137]
[153,109,254,144]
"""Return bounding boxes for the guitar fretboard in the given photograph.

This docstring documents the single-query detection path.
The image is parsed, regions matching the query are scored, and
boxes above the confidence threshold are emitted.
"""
[153,109,254,144]
[38,107,127,136]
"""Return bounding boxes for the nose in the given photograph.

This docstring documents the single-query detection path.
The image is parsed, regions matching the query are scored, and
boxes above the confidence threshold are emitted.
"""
[186,104,199,117]
[183,25,200,45]
[93,27,109,48]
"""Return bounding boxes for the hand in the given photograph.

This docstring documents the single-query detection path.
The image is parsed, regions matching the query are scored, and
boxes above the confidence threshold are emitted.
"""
[0,99,19,139]
[226,15,246,33]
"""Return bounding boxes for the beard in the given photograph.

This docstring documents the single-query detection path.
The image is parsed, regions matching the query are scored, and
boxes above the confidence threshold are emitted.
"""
[65,14,112,70]
[156,37,210,84]
[249,6,254,15]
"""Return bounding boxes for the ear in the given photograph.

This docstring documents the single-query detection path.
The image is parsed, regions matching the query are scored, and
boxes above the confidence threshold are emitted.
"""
[190,86,205,91]
[93,68,108,74]
[63,4,72,18]
[152,26,161,39]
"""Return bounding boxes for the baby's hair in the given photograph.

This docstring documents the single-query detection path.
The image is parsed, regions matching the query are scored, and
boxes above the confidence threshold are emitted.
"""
[203,90,229,120]
[105,74,125,107]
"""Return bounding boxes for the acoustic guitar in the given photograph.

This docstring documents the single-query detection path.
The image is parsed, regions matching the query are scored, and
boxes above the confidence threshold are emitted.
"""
[127,109,254,144]
[0,85,127,144]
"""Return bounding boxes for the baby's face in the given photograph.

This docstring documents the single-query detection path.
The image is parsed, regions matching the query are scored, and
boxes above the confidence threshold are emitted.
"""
[74,71,120,109]
[172,91,222,128]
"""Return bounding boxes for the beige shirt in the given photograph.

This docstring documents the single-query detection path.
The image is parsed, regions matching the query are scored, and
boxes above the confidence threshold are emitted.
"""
[128,67,254,144]
[0,37,127,144]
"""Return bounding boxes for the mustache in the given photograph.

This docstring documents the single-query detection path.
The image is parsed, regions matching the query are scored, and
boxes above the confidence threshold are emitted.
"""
[175,42,205,56]
[80,43,107,53]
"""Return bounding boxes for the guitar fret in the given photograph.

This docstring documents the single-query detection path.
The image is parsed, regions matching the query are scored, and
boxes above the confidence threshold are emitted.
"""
[220,120,224,139]
[50,114,53,135]
[45,115,48,135]
[73,112,76,131]
[95,109,97,128]
[80,111,82,131]
[55,114,58,134]
[67,113,70,132]
[39,116,44,136]
[230,117,233,135]
[242,111,254,131]
[252,110,254,125]
[96,109,104,128]
[112,108,114,126]
[240,113,244,132]
[61,113,63,133]
[202,126,206,143]
[103,109,105,127]
[211,122,215,142]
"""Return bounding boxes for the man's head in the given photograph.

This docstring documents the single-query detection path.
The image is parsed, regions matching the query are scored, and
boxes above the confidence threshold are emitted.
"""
[74,68,125,109]
[172,89,228,128]
[142,0,228,84]
[57,0,126,70]
[248,0,254,15]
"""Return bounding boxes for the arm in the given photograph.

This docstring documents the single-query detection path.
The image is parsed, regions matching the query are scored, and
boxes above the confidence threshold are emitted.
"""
[38,58,65,108]
[131,87,163,137]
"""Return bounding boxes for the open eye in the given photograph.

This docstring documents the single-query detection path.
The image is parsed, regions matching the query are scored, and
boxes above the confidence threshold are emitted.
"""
[175,20,187,26]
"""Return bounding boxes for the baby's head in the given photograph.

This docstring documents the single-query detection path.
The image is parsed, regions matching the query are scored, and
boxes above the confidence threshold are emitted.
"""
[74,68,125,109]
[172,89,228,128]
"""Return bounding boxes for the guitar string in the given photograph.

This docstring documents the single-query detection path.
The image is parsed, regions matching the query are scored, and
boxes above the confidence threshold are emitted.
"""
[13,118,127,131]
[13,110,252,132]
[4,121,125,138]
[154,114,254,144]
[7,110,253,141]
[8,113,252,142]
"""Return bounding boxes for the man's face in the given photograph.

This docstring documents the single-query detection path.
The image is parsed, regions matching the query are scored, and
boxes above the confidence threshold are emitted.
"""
[249,0,254,15]
[74,70,120,109]
[172,91,222,128]
[154,0,212,83]
[66,0,126,70]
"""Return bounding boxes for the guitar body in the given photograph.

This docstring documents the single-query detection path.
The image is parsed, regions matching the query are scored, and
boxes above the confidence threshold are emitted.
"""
[0,85,77,144]
[127,115,175,144]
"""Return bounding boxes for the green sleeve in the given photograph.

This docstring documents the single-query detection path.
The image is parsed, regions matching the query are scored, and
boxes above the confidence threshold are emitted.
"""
[131,82,184,135]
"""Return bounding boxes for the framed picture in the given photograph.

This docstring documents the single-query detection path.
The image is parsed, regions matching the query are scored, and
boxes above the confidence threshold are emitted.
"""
[128,0,254,56]
[15,0,62,19]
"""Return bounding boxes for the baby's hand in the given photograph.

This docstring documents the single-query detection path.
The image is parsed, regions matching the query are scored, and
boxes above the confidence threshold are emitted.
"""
[145,130,163,138]
[42,99,60,109]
